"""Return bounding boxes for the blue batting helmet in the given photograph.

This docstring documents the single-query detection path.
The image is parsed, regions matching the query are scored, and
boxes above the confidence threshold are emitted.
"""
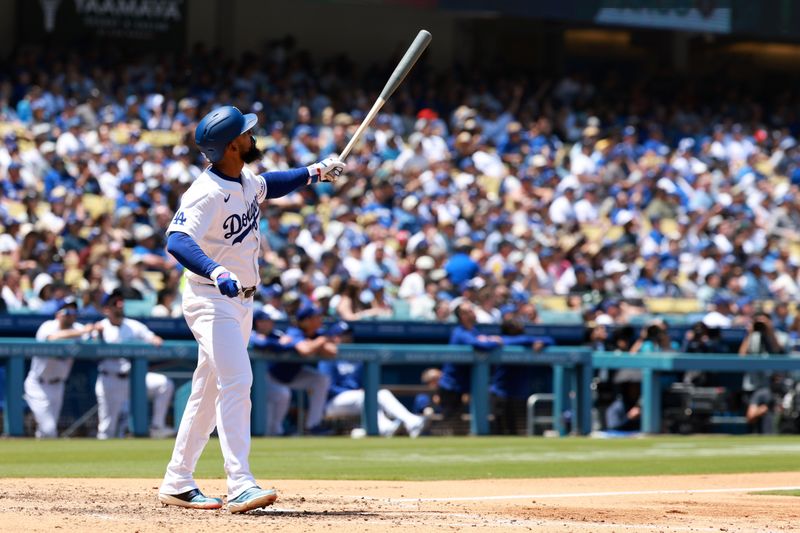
[194,105,258,163]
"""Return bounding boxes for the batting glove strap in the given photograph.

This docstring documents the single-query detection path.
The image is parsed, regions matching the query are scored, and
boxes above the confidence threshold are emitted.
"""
[307,166,320,185]
[307,157,344,184]
[210,265,228,282]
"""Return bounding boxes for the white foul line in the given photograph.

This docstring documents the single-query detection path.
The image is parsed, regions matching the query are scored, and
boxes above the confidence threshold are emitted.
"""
[384,485,800,503]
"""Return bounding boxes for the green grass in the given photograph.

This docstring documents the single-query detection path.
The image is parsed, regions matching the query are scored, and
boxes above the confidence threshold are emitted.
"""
[0,436,799,480]
[751,490,800,497]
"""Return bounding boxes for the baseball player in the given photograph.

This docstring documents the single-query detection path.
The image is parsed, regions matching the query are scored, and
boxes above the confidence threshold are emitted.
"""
[318,321,429,437]
[158,105,344,512]
[266,304,334,436]
[94,290,175,439]
[24,297,94,438]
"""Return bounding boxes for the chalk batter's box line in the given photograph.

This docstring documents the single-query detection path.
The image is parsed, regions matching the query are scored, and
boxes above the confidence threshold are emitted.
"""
[360,485,800,503]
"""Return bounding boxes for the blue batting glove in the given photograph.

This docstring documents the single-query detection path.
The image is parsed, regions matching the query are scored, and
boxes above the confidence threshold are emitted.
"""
[212,267,241,298]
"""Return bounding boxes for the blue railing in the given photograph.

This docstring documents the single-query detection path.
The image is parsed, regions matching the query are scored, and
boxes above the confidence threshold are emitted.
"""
[0,314,750,345]
[0,340,593,438]
[6,336,799,437]
[592,351,800,432]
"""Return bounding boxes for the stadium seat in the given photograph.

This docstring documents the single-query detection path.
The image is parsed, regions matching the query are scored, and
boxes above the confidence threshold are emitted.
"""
[536,296,569,311]
[536,310,583,324]
[81,194,114,218]
[4,201,25,220]
[644,298,703,314]
[392,300,412,320]
[141,271,165,292]
[123,295,156,317]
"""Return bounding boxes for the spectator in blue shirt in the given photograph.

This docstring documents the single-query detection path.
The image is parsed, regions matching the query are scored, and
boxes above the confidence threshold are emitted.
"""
[438,301,502,433]
[445,241,479,286]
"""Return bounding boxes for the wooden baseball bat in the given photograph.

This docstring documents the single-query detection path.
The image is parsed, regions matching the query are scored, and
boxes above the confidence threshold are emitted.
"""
[339,29,432,161]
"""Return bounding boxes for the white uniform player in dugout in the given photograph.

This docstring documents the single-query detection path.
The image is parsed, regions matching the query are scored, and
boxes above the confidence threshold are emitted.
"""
[23,297,94,438]
[158,105,344,513]
[94,290,174,440]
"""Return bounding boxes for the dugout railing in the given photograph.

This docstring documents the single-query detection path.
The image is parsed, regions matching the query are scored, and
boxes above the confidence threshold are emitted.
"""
[5,339,799,437]
[0,340,593,438]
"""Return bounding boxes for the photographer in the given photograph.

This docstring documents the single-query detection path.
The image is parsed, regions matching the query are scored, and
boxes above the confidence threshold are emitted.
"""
[681,320,725,386]
[605,371,641,432]
[629,320,680,408]
[630,320,677,354]
[738,312,790,433]
[682,321,724,354]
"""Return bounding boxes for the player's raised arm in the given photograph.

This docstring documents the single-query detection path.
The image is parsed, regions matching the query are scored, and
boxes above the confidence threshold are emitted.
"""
[256,157,345,201]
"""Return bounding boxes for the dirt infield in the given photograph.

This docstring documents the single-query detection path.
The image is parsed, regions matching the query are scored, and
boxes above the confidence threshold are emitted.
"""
[1,473,798,532]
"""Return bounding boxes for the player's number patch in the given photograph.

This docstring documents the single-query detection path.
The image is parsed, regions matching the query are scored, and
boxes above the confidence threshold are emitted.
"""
[172,211,187,226]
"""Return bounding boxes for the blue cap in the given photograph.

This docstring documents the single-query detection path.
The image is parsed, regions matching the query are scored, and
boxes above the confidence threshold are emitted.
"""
[57,296,78,311]
[253,309,273,322]
[762,261,777,274]
[502,265,518,276]
[511,289,530,302]
[296,305,321,321]
[8,161,21,170]
[368,278,385,292]
[499,303,517,315]
[712,295,732,306]
[262,283,283,298]
[601,299,620,312]
[47,263,65,274]
[661,258,679,270]
[436,290,454,302]
[195,105,258,163]
[295,125,313,137]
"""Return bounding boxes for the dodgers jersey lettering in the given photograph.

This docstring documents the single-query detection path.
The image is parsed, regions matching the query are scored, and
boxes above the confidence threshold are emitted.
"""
[168,166,267,288]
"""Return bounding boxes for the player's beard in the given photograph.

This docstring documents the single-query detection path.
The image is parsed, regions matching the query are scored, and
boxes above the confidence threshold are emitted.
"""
[242,136,262,164]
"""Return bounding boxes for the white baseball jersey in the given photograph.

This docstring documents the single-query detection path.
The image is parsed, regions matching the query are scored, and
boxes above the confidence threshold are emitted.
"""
[30,319,82,381]
[167,166,268,288]
[97,317,157,374]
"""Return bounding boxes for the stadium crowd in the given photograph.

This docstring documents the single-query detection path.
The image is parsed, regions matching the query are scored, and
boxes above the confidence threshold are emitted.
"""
[2,42,800,343]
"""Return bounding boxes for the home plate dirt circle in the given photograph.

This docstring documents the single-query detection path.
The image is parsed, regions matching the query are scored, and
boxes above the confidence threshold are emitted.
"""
[1,473,798,532]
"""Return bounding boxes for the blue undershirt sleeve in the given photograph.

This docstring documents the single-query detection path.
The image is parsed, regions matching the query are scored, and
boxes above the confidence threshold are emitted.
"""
[262,168,310,199]
[166,231,221,279]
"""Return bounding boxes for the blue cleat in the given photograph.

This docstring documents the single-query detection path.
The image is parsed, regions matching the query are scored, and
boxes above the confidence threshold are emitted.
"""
[227,486,278,514]
[159,488,223,510]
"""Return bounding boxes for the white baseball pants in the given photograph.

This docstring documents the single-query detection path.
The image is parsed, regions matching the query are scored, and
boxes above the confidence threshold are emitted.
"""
[160,281,257,500]
[325,389,425,436]
[96,372,174,439]
[23,377,66,438]
[266,367,331,435]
